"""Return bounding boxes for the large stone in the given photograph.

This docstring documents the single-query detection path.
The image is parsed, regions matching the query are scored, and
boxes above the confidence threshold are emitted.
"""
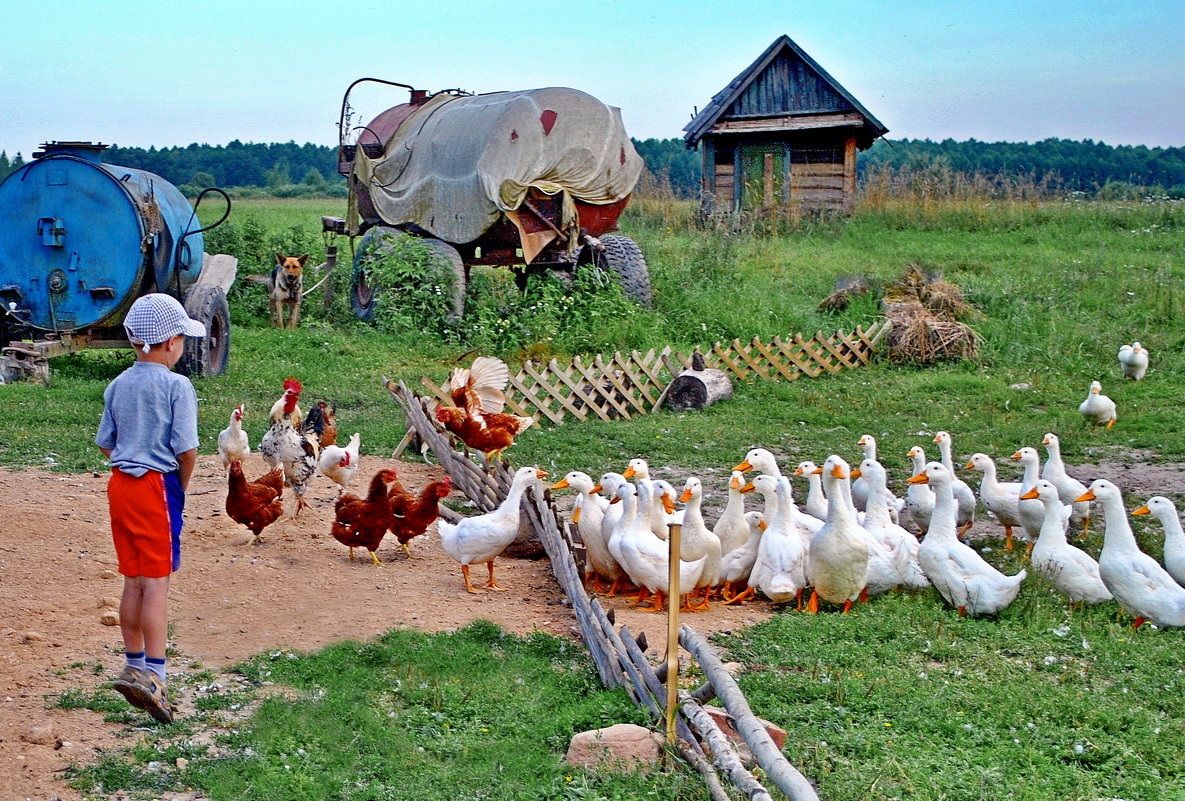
[564,723,663,773]
[704,706,788,762]
[21,720,58,746]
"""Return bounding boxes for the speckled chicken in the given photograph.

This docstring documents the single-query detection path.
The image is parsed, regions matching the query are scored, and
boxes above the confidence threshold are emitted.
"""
[260,378,318,515]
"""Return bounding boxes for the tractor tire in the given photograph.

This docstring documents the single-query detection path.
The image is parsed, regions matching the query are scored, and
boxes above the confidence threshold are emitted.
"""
[350,227,467,323]
[595,235,652,306]
[178,284,231,378]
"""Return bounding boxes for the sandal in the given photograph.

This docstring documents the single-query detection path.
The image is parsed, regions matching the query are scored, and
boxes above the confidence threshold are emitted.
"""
[119,670,174,723]
[113,666,148,711]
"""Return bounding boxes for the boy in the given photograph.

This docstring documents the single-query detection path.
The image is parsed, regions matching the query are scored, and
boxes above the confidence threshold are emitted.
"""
[95,293,205,723]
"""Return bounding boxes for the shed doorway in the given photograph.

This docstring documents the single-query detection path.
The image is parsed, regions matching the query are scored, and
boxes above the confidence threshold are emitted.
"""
[739,142,788,210]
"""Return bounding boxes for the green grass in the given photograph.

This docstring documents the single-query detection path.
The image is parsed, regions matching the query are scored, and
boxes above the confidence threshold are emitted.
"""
[21,196,1185,800]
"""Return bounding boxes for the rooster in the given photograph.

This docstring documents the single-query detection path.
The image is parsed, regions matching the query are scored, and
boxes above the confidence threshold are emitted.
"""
[303,401,338,448]
[388,476,452,558]
[217,405,250,473]
[432,356,534,463]
[260,378,318,515]
[319,432,361,494]
[330,469,399,565]
[225,461,285,544]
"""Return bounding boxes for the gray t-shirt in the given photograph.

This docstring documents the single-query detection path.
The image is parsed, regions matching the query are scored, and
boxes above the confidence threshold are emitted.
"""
[95,361,200,477]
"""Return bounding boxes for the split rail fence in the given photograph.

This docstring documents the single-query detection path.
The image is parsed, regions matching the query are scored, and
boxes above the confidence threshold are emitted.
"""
[385,379,820,801]
[420,320,890,427]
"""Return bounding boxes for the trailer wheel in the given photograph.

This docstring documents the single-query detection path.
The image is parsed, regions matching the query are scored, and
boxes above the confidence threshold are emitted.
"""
[351,227,467,324]
[178,284,231,378]
[591,235,652,306]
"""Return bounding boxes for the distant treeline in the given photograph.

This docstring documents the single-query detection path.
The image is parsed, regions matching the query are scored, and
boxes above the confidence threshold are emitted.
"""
[2,136,1183,197]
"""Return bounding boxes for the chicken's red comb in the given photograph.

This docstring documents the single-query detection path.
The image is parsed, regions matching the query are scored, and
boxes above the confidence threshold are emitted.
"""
[283,377,302,394]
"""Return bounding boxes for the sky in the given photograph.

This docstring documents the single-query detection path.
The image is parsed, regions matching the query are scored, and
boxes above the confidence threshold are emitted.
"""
[2,0,1182,161]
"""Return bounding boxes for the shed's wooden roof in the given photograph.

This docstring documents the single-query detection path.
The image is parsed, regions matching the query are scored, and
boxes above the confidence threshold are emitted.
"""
[684,35,888,148]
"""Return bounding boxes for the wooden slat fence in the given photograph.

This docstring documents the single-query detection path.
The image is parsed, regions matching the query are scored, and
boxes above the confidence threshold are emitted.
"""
[421,320,890,426]
[384,378,820,801]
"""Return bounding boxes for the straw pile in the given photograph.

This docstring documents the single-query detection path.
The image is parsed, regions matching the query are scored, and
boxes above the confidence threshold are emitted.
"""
[882,265,981,363]
[817,276,872,312]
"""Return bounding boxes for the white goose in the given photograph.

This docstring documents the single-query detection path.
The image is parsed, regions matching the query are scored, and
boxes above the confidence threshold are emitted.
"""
[593,472,631,594]
[910,462,1027,616]
[1078,479,1185,628]
[678,477,724,610]
[1021,480,1111,606]
[933,431,977,535]
[439,466,547,594]
[850,434,878,512]
[740,450,824,531]
[713,471,751,559]
[1132,496,1185,588]
[807,455,870,613]
[965,452,1024,551]
[609,482,706,613]
[622,458,675,539]
[1118,341,1149,380]
[854,458,929,590]
[551,470,612,592]
[740,474,809,607]
[1012,447,1057,558]
[904,446,936,535]
[720,511,766,601]
[1079,381,1117,429]
[1039,433,1090,530]
[793,460,829,521]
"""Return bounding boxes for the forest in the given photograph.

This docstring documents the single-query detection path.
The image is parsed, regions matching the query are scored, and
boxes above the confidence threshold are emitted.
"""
[2,136,1183,198]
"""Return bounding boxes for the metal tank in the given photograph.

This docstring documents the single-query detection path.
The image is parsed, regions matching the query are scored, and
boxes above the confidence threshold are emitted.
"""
[0,141,231,380]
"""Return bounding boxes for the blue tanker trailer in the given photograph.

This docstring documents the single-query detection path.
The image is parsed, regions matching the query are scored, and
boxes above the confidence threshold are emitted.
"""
[0,141,232,382]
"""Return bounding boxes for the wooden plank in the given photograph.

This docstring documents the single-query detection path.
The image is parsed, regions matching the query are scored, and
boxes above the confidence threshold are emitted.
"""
[834,328,868,364]
[612,352,660,408]
[419,376,453,406]
[844,135,858,215]
[792,163,845,177]
[812,331,859,369]
[545,358,617,422]
[763,152,774,207]
[750,338,801,381]
[794,333,840,374]
[712,111,865,133]
[520,361,588,420]
[710,342,749,381]
[771,336,821,377]
[506,372,565,425]
[594,355,647,414]
[730,338,774,382]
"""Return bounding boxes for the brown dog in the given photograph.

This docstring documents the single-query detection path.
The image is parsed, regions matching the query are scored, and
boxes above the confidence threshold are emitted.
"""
[269,253,308,328]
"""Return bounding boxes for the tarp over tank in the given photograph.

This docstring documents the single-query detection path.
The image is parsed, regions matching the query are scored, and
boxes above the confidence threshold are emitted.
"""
[354,88,643,255]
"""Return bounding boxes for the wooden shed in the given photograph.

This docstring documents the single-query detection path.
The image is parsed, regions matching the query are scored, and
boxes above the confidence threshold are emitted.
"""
[684,35,888,216]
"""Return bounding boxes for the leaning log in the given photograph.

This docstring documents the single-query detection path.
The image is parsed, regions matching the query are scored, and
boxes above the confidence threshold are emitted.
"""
[681,625,819,801]
[680,691,774,801]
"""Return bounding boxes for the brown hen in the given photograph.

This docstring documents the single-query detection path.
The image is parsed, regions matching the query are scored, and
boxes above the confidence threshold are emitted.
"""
[330,469,398,565]
[226,461,285,544]
[389,477,452,558]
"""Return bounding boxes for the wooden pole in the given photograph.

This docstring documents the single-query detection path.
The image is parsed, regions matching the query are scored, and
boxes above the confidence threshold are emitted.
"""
[665,521,682,748]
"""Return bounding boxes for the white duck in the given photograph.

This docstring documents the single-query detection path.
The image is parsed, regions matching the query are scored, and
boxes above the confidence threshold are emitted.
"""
[1012,446,1058,558]
[1118,341,1149,380]
[720,511,766,600]
[1132,496,1185,588]
[1079,381,1117,429]
[933,431,976,535]
[593,471,631,594]
[910,462,1027,616]
[1039,433,1090,530]
[807,455,870,613]
[904,446,936,535]
[1078,479,1185,628]
[678,477,723,610]
[712,471,751,559]
[965,452,1024,551]
[854,459,929,590]
[609,482,706,613]
[438,466,546,594]
[1021,480,1111,606]
[741,474,809,607]
[850,434,878,512]
[217,404,251,473]
[623,458,678,539]
[551,471,613,592]
[793,460,829,521]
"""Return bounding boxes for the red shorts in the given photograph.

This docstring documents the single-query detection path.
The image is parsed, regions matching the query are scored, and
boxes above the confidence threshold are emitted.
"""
[109,468,184,578]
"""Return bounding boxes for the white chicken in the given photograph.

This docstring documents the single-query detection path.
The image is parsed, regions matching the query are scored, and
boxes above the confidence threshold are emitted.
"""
[217,404,250,473]
[318,432,361,494]
[1118,341,1149,380]
[438,466,546,594]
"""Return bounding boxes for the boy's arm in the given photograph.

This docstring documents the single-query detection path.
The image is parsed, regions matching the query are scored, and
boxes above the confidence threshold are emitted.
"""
[177,449,197,492]
[98,447,112,458]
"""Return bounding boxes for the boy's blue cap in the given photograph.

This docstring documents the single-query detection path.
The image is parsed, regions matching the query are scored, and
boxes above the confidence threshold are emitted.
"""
[123,293,206,353]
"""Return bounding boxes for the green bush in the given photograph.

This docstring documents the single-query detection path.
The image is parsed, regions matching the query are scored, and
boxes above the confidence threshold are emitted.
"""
[359,232,460,336]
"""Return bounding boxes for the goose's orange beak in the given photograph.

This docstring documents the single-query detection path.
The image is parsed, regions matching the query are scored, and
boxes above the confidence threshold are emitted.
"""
[535,469,549,479]
[932,434,941,444]
[622,465,637,479]
[1075,489,1096,502]
[964,460,976,470]
[733,459,753,473]
[1132,504,1150,516]
[679,488,693,503]
[759,519,768,531]
[730,475,742,489]
[609,495,621,505]
[740,482,756,494]
[550,478,570,490]
[907,472,929,484]
[1011,452,1022,460]
[849,468,863,479]
[590,483,603,494]
[662,494,676,514]
[811,466,823,475]
[1042,435,1052,445]
[793,466,804,476]
[1019,488,1039,501]
[831,464,847,479]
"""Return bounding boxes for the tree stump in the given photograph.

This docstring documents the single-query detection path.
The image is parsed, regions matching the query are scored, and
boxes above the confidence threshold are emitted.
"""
[664,352,733,411]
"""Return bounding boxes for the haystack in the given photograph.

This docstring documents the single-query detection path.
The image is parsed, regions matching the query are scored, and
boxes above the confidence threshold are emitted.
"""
[881,265,980,363]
